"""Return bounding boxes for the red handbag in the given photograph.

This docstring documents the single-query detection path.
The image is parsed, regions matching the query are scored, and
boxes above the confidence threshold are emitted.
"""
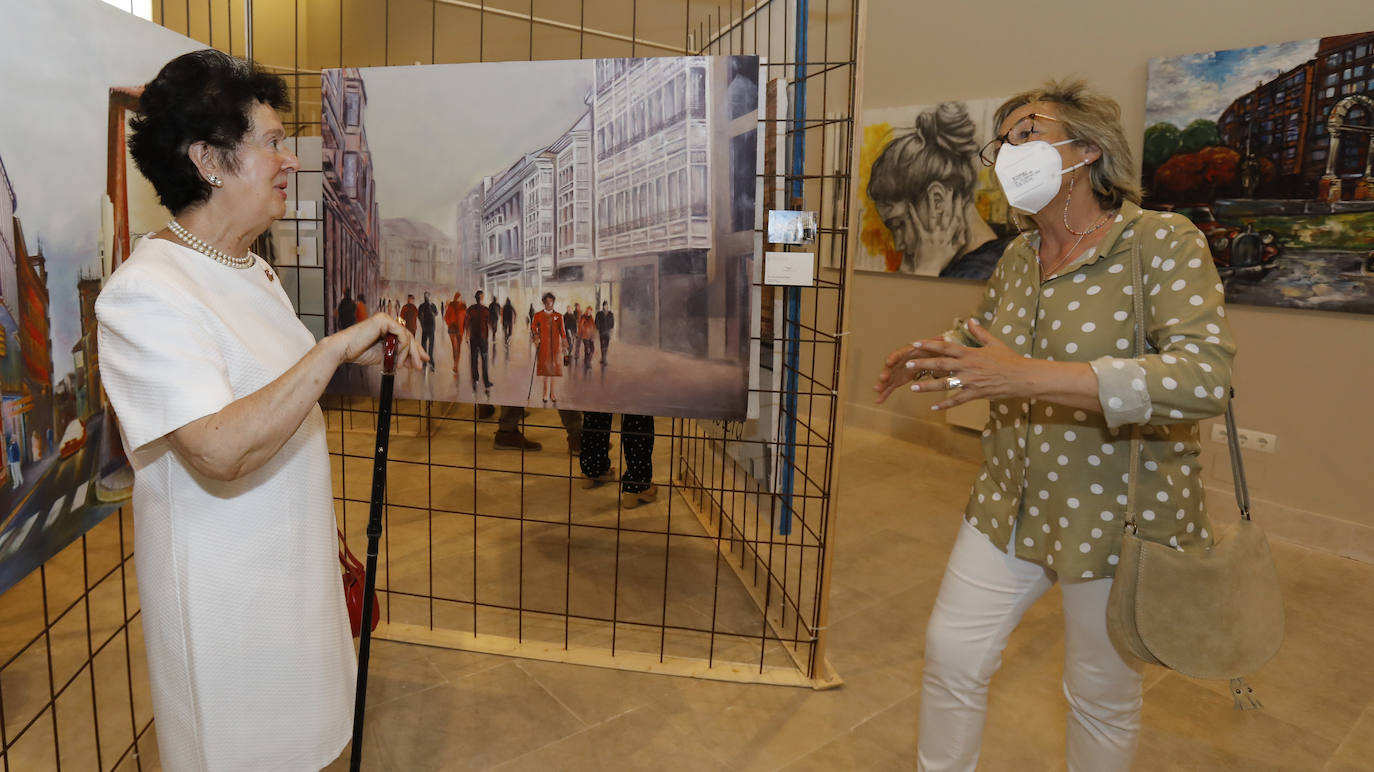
[338,528,380,637]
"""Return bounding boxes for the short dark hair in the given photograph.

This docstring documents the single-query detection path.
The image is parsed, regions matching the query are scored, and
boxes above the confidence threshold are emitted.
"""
[474,290,484,300]
[129,49,291,214]
[542,292,555,303]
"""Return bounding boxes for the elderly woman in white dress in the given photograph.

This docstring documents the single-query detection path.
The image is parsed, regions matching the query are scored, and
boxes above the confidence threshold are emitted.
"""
[95,50,424,770]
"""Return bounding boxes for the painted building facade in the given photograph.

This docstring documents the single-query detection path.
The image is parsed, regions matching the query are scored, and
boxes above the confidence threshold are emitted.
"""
[323,68,381,330]
[379,217,457,306]
[551,111,595,281]
[592,56,757,361]
[1218,33,1374,200]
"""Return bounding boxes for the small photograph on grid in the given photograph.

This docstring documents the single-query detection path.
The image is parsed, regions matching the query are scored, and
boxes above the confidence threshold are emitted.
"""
[767,209,818,245]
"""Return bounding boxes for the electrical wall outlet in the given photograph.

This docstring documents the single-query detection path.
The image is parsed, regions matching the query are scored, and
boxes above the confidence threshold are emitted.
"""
[1210,424,1278,453]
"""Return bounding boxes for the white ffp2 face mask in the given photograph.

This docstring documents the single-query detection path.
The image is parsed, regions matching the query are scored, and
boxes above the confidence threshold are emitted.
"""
[994,139,1085,214]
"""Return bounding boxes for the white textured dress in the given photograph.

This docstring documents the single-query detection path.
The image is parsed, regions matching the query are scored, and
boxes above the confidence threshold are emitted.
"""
[95,237,355,771]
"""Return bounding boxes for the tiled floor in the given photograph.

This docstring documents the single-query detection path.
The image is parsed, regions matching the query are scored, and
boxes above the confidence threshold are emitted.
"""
[3,423,1373,770]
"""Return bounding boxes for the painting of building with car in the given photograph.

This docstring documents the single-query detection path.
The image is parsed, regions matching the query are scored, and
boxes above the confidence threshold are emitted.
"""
[1145,31,1374,314]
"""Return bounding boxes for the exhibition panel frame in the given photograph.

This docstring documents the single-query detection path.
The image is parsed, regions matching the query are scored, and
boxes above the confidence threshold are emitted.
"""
[289,0,864,690]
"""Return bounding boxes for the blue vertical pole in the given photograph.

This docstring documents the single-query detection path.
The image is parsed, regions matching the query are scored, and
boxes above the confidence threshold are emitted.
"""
[778,0,807,536]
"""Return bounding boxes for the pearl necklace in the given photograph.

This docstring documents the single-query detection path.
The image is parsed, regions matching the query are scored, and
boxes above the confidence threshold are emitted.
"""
[167,219,255,269]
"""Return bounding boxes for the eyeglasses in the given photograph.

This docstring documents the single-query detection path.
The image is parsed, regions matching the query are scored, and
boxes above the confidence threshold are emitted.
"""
[978,113,1064,167]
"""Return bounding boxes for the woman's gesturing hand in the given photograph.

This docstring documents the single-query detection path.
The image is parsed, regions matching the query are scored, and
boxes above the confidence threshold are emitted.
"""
[338,312,428,370]
[907,319,1035,410]
[873,335,949,404]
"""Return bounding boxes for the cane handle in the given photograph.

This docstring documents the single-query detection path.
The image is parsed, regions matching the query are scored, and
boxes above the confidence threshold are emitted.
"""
[382,333,398,375]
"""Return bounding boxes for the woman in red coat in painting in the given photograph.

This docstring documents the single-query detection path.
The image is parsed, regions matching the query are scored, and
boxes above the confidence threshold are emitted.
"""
[531,291,567,404]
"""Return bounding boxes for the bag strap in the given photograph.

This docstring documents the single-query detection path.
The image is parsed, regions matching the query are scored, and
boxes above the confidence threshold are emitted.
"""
[338,527,365,573]
[1124,237,1145,533]
[1123,234,1251,532]
[1223,391,1251,520]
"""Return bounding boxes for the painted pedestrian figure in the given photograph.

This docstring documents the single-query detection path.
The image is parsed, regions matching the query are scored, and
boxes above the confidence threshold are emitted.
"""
[6,434,22,490]
[336,287,356,330]
[595,301,614,365]
[445,292,467,375]
[354,294,368,328]
[488,296,501,350]
[417,291,439,371]
[400,294,419,336]
[337,289,363,382]
[531,292,567,404]
[526,303,536,354]
[564,304,581,365]
[466,289,493,395]
[502,298,516,356]
[577,306,596,372]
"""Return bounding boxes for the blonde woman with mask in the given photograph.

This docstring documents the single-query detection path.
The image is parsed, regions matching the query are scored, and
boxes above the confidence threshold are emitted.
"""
[875,80,1235,771]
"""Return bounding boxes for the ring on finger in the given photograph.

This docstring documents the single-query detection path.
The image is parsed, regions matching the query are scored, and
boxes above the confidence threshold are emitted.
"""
[946,376,963,390]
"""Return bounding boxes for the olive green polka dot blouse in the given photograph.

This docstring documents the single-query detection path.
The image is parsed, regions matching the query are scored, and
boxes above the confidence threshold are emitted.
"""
[949,201,1236,579]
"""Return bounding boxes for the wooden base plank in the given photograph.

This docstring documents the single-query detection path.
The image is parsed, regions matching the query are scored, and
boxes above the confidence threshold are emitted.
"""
[372,622,836,689]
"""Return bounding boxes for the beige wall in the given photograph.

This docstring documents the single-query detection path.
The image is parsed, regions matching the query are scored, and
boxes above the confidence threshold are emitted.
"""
[851,0,1374,560]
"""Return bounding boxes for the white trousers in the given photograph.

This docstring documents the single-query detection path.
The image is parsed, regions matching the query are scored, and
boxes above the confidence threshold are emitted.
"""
[917,520,1143,772]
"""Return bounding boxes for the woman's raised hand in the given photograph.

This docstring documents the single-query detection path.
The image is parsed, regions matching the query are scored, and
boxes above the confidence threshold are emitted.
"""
[873,335,948,404]
[904,319,1034,410]
[338,312,428,370]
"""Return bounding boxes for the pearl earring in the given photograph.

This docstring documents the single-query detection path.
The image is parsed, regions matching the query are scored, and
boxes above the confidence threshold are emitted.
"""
[208,175,223,187]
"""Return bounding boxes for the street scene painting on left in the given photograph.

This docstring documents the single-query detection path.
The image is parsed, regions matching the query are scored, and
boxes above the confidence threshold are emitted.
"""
[0,0,199,594]
[321,56,762,420]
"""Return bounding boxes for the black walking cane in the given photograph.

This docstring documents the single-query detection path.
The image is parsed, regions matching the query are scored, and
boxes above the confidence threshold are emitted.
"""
[526,329,544,404]
[349,332,398,772]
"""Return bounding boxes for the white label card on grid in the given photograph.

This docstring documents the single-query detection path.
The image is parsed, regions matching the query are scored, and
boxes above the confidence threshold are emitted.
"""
[764,251,815,286]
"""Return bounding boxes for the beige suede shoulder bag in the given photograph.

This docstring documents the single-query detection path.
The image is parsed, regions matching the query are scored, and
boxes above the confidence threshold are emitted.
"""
[1104,236,1284,710]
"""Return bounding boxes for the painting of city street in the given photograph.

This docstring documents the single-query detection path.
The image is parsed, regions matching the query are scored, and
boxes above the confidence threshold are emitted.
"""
[855,98,1017,280]
[0,0,200,594]
[321,56,762,419]
[1145,31,1374,315]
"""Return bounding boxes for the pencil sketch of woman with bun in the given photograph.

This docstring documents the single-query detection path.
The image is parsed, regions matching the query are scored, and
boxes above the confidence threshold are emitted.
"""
[867,102,1014,279]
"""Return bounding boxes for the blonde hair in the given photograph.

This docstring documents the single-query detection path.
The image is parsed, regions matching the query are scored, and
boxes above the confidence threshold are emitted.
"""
[994,79,1141,210]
